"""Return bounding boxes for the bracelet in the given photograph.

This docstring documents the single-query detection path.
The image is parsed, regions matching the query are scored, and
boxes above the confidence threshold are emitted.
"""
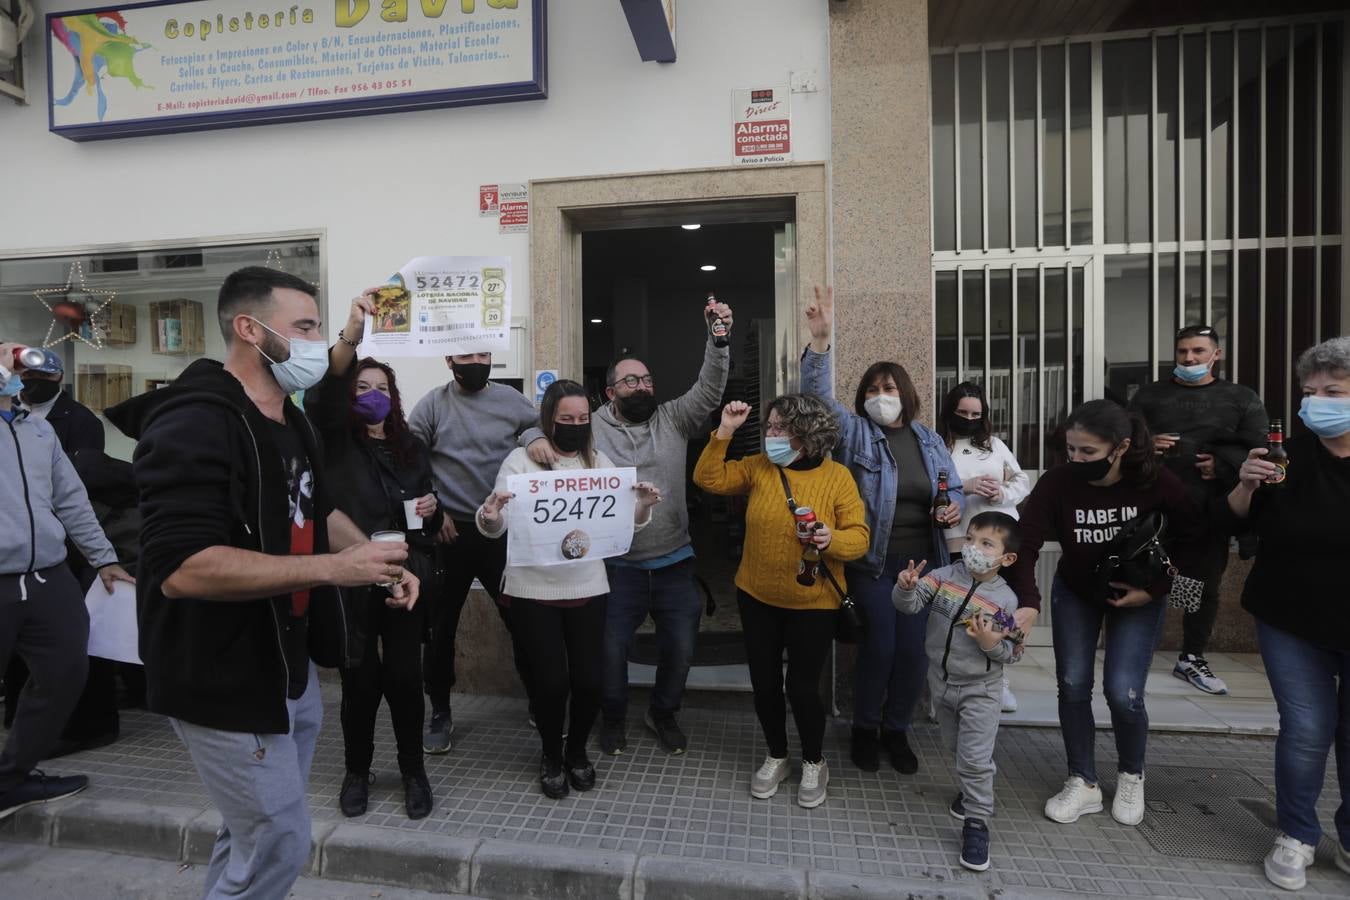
[336,329,358,348]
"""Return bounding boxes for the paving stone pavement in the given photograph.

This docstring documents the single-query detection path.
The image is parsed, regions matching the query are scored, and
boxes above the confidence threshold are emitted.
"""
[5,682,1348,899]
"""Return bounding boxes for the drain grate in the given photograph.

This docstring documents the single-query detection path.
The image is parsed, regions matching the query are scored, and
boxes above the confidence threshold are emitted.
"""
[1136,765,1275,863]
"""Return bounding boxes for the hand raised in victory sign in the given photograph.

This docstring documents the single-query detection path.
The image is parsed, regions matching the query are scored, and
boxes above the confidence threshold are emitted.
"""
[896,558,928,592]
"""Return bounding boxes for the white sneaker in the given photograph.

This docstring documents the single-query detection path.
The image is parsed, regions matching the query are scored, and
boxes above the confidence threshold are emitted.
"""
[1173,654,1229,695]
[1264,832,1316,890]
[797,759,829,809]
[1044,776,1104,823]
[1112,771,1146,826]
[1000,675,1018,713]
[750,755,789,799]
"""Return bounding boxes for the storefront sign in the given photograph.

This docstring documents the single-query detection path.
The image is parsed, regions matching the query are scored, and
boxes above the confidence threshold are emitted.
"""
[505,467,638,567]
[47,0,547,141]
[731,85,790,166]
[361,255,511,356]
[498,182,528,234]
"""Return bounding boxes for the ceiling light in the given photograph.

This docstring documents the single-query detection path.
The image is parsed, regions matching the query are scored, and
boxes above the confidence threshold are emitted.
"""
[589,318,603,324]
[700,264,717,272]
[681,224,701,230]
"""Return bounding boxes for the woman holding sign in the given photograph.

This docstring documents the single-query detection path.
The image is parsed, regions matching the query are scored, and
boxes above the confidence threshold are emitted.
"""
[476,379,663,800]
[693,395,869,809]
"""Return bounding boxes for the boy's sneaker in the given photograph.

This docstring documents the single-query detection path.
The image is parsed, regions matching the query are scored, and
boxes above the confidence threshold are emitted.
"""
[797,759,829,809]
[1044,776,1104,823]
[960,818,991,872]
[599,719,627,756]
[1173,654,1229,695]
[1264,833,1316,890]
[1111,771,1146,826]
[0,770,88,821]
[423,709,453,754]
[644,710,687,754]
[949,793,967,821]
[750,755,789,799]
[1000,676,1018,713]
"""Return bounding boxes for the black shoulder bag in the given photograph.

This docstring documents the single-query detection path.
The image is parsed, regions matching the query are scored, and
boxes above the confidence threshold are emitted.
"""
[776,467,867,643]
[1091,510,1203,612]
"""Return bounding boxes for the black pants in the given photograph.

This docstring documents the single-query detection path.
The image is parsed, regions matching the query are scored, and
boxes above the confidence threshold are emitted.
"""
[738,590,835,764]
[1182,535,1233,658]
[0,565,90,795]
[423,520,529,710]
[340,591,425,777]
[508,596,606,764]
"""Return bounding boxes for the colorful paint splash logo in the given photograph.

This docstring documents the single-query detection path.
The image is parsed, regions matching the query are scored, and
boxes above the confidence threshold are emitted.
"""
[52,13,152,121]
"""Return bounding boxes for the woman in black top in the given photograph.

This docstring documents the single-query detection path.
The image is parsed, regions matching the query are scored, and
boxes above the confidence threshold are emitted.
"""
[305,293,442,821]
[1217,336,1350,892]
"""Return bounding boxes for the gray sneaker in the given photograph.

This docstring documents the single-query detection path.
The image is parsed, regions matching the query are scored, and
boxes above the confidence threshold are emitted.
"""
[750,755,789,799]
[1264,832,1316,890]
[422,709,453,754]
[1173,654,1229,695]
[797,759,829,809]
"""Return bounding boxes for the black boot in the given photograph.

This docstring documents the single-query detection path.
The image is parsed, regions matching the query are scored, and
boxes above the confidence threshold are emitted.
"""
[540,756,569,799]
[850,727,880,772]
[883,729,918,775]
[339,771,371,817]
[565,749,596,792]
[403,770,433,820]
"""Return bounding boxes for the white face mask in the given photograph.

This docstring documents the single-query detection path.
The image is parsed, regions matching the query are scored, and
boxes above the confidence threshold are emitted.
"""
[864,394,903,427]
[961,543,1002,575]
[249,317,328,394]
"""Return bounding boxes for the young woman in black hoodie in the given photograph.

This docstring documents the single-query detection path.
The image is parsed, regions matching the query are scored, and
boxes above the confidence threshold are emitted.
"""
[305,293,442,820]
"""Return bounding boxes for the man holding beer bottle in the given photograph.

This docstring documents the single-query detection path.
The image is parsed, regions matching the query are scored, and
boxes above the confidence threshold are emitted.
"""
[1128,324,1267,694]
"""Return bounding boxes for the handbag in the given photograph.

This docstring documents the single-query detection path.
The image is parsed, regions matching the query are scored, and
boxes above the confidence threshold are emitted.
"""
[775,467,867,642]
[1092,510,1204,613]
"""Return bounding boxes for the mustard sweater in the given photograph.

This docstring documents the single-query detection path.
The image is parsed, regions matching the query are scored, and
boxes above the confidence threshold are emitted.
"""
[693,433,869,611]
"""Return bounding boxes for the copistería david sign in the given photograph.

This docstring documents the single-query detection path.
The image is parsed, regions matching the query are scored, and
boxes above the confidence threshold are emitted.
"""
[47,0,547,141]
[505,468,637,567]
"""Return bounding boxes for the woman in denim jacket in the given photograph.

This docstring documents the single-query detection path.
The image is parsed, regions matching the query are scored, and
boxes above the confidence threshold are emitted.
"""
[800,287,963,774]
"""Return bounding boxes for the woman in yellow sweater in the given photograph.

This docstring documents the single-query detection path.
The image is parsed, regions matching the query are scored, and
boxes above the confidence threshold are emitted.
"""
[693,395,869,808]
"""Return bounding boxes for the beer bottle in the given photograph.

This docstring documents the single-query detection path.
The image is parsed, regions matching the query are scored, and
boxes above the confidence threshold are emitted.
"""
[704,293,729,348]
[1265,419,1289,486]
[932,469,952,525]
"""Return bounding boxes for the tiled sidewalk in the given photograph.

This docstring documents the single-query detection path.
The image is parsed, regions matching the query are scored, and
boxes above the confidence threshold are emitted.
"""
[7,678,1346,899]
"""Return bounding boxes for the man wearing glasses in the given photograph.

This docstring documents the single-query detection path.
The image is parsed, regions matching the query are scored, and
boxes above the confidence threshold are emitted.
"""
[1129,324,1267,695]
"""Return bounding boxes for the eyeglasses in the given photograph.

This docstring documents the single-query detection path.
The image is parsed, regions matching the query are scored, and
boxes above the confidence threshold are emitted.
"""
[609,374,654,389]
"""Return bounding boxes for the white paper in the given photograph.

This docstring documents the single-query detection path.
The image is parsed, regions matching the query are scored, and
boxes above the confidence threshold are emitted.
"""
[505,467,637,567]
[361,256,511,358]
[85,580,141,665]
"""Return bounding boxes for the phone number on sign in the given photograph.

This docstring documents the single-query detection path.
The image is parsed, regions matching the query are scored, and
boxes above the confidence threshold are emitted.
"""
[344,79,414,93]
[532,496,618,524]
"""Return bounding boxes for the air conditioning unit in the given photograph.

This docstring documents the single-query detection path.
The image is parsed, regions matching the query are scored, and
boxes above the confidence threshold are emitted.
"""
[0,0,33,64]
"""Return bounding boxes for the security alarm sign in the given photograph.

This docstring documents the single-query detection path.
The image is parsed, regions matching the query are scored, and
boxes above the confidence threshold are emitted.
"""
[731,85,791,166]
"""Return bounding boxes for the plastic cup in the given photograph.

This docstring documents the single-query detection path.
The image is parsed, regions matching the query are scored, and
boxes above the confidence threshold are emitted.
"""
[403,499,423,530]
[371,530,405,586]
[1160,432,1183,458]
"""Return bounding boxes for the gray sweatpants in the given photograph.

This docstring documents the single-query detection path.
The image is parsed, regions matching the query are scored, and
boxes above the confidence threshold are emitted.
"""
[171,664,322,900]
[931,674,1002,822]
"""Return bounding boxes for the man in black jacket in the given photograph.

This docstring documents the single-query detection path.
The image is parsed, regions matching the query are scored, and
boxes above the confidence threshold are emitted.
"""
[19,349,104,457]
[107,267,420,900]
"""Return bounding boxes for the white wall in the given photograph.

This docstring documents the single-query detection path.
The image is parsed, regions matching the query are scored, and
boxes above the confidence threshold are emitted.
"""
[1,0,831,408]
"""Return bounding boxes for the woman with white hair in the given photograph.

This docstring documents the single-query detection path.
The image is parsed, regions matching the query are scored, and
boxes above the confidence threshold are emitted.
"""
[1216,336,1350,891]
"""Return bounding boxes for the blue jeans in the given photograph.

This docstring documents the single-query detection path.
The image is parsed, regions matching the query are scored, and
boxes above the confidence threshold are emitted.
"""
[1051,578,1165,784]
[1258,621,1350,850]
[601,560,702,722]
[850,554,930,732]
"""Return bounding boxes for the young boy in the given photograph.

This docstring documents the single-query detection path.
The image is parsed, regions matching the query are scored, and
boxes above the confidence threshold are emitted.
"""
[893,511,1023,872]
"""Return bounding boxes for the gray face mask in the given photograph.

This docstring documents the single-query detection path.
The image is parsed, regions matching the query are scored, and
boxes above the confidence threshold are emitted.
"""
[249,317,328,394]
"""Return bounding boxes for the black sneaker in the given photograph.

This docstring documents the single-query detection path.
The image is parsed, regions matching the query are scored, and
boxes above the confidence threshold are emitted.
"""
[423,709,453,754]
[850,727,880,772]
[564,752,596,792]
[403,771,433,820]
[949,793,966,821]
[882,729,918,775]
[0,770,88,821]
[339,771,371,818]
[644,710,687,754]
[599,719,627,756]
[540,756,569,800]
[960,818,991,872]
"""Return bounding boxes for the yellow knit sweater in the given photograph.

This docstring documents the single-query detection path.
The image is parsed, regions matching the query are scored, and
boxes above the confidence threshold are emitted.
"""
[693,433,869,610]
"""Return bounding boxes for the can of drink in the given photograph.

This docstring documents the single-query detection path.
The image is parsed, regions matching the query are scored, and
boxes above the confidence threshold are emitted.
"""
[13,346,45,369]
[793,507,816,543]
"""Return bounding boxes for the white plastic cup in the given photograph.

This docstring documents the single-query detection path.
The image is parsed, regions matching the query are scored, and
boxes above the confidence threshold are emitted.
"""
[403,499,423,530]
[371,530,405,587]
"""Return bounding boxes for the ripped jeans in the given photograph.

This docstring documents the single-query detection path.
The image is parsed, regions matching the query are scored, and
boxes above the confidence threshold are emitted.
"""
[1051,577,1166,784]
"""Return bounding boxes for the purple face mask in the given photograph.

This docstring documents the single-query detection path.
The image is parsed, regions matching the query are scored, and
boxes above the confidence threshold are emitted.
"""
[352,389,392,424]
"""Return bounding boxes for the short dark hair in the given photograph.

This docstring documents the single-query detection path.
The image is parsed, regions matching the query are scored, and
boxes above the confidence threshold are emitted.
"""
[605,353,645,388]
[1175,324,1221,347]
[217,266,318,343]
[853,361,921,426]
[969,511,1022,554]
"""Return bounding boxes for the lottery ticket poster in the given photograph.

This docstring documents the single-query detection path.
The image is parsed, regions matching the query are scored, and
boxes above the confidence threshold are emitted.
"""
[361,256,511,357]
[505,467,638,567]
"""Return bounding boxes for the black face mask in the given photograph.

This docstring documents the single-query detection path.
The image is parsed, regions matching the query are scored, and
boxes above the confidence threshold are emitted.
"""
[1067,456,1115,482]
[552,422,591,454]
[452,362,491,392]
[20,380,60,405]
[948,416,981,437]
[615,391,657,423]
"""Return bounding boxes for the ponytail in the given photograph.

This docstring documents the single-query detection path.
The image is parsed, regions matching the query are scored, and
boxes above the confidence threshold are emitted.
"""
[1064,399,1159,487]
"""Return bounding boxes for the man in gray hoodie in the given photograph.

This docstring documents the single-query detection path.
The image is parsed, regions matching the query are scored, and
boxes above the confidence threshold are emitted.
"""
[529,301,733,754]
[0,341,133,821]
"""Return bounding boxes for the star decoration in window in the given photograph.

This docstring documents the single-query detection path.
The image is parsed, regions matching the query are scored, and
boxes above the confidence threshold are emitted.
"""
[33,261,118,351]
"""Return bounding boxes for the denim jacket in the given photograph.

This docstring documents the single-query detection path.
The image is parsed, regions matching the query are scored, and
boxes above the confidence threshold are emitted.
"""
[801,347,964,578]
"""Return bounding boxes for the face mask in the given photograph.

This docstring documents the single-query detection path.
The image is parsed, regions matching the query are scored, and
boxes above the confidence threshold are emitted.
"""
[765,436,801,466]
[351,389,391,425]
[0,373,22,398]
[1298,395,1350,438]
[19,379,59,405]
[552,422,591,453]
[615,391,658,424]
[1173,362,1211,384]
[961,544,1001,575]
[1067,455,1114,482]
[249,318,328,394]
[863,394,903,427]
[452,362,491,392]
[948,416,981,437]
